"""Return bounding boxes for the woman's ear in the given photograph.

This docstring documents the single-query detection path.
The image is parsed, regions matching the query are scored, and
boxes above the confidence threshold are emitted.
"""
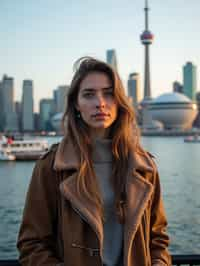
[75,106,81,119]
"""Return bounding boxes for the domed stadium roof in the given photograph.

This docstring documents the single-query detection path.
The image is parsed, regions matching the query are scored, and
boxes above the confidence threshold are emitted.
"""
[153,92,191,104]
[147,93,197,129]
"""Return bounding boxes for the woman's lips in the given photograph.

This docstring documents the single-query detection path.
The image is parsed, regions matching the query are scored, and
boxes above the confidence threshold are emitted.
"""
[92,113,109,119]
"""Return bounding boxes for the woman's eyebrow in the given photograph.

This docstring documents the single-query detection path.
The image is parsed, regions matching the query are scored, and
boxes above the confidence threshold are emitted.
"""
[81,87,113,92]
[81,88,95,92]
[103,87,113,91]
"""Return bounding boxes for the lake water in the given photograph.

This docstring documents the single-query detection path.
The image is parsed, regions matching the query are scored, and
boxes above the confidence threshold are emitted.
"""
[0,136,200,259]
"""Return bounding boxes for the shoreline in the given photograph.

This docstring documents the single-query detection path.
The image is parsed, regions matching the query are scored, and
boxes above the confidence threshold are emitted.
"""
[2,129,200,138]
[141,129,200,137]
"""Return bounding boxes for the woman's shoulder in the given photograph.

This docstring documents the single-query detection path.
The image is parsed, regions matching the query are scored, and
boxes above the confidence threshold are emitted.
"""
[28,143,62,192]
[35,143,60,172]
[133,146,159,183]
[135,145,157,166]
[40,143,60,160]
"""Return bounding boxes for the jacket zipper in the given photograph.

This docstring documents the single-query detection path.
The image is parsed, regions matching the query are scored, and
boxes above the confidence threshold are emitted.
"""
[71,243,100,256]
[70,204,103,266]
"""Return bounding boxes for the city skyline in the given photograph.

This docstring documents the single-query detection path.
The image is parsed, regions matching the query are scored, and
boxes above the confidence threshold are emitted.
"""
[0,0,200,111]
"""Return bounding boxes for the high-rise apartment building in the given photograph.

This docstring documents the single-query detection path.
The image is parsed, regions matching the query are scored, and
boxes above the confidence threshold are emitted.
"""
[183,62,197,100]
[127,73,141,106]
[53,85,69,114]
[106,49,118,71]
[22,80,34,131]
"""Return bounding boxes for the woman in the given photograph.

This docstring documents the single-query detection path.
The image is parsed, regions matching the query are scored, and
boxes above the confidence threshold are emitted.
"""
[17,57,171,266]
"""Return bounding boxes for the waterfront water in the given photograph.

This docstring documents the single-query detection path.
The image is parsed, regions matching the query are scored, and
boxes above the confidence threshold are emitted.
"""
[0,136,200,259]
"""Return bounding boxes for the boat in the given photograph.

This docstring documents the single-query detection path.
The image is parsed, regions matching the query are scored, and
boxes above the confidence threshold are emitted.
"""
[0,136,49,160]
[0,150,16,161]
[184,135,200,143]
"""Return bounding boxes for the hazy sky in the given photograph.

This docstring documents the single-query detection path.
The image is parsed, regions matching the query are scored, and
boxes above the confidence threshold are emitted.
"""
[0,0,199,111]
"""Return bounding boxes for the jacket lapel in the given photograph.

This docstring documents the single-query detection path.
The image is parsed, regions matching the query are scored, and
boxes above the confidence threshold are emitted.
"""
[124,169,154,266]
[59,172,103,254]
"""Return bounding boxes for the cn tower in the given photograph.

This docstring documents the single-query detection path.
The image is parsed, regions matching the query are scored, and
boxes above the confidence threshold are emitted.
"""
[140,0,154,100]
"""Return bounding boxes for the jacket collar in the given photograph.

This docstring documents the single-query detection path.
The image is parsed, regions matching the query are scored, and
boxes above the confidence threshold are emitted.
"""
[54,136,155,261]
[54,135,154,174]
[54,136,79,171]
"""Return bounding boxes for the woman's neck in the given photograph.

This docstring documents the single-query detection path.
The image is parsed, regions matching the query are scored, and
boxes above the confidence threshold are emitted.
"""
[92,138,112,163]
[90,127,110,140]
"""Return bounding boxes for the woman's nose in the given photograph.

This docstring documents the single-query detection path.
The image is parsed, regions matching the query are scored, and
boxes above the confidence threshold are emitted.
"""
[95,95,105,108]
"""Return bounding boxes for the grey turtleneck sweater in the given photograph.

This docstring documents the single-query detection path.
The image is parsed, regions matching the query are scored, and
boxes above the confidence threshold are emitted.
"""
[92,138,123,266]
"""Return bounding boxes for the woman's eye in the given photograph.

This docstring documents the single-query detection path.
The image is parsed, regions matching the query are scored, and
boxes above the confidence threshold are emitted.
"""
[83,92,94,98]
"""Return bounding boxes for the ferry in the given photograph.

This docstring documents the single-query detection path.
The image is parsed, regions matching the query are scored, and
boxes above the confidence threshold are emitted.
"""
[0,136,49,160]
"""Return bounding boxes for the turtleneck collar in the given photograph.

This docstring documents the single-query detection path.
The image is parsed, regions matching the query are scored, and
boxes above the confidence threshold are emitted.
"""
[92,138,112,163]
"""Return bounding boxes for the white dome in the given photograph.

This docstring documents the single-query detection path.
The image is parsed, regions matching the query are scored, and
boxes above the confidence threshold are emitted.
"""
[147,92,198,129]
[153,92,191,103]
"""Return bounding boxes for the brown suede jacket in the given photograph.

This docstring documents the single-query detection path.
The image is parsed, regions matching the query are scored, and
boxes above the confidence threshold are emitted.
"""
[17,136,171,266]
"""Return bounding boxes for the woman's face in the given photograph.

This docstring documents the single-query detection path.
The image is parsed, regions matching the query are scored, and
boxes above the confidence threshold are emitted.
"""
[76,71,118,138]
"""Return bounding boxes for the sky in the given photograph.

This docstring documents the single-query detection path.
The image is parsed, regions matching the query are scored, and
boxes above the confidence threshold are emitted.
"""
[0,0,200,112]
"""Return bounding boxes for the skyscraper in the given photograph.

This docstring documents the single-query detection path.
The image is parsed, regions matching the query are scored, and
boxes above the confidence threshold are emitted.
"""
[140,0,154,100]
[106,49,118,71]
[0,82,4,130]
[127,73,141,106]
[1,75,18,131]
[53,85,69,114]
[183,62,197,100]
[22,80,34,131]
[39,99,54,131]
[2,75,14,114]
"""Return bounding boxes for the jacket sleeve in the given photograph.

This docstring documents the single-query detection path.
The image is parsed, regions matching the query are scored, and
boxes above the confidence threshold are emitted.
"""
[17,154,63,266]
[150,166,172,266]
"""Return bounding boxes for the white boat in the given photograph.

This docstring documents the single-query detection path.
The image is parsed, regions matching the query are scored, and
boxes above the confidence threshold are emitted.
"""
[0,150,16,161]
[0,136,49,160]
[184,135,200,143]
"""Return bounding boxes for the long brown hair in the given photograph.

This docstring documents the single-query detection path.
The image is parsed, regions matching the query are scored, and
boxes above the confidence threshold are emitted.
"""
[62,57,140,223]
